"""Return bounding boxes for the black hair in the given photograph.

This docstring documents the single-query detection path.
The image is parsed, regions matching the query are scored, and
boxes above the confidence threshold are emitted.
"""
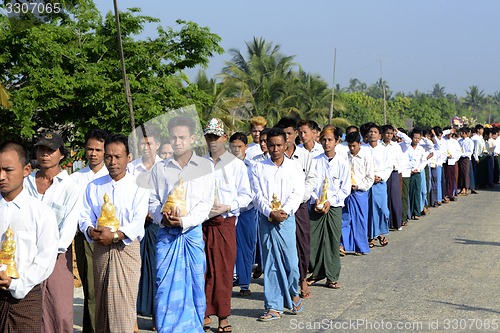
[345,131,361,144]
[266,127,286,143]
[168,116,196,135]
[105,134,130,155]
[432,126,443,136]
[346,125,359,134]
[229,132,248,144]
[275,117,298,130]
[297,119,314,130]
[410,128,423,139]
[138,126,161,142]
[381,125,395,133]
[259,128,271,138]
[84,129,108,145]
[0,141,29,166]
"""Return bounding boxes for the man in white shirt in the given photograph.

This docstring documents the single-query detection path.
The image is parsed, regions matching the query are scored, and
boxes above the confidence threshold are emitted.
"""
[159,142,173,160]
[458,127,474,195]
[127,128,163,325]
[276,117,317,299]
[443,129,462,201]
[245,116,267,160]
[361,124,391,248]
[397,129,427,220]
[203,118,252,332]
[71,129,108,333]
[0,141,58,332]
[381,125,403,230]
[297,119,324,158]
[252,127,304,321]
[80,134,149,332]
[253,128,270,163]
[149,116,214,332]
[471,125,485,191]
[24,132,80,333]
[229,132,258,296]
[341,132,374,254]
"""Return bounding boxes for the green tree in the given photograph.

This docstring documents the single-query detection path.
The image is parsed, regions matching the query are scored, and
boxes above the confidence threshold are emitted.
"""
[220,37,295,125]
[0,2,223,146]
[463,85,486,120]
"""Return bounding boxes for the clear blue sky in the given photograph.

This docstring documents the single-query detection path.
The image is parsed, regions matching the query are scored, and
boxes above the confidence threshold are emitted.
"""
[95,0,500,97]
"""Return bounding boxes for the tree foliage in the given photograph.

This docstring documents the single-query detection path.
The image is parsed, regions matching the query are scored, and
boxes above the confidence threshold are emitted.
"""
[0,0,223,146]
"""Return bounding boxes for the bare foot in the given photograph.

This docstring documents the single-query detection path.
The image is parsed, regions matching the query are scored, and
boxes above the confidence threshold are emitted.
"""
[300,279,312,298]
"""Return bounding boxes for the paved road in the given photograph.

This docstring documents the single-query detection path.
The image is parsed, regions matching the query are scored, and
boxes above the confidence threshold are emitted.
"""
[74,188,500,332]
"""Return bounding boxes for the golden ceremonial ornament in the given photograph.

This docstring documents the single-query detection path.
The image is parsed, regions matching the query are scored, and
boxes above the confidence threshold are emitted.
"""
[162,178,187,217]
[97,193,120,232]
[0,226,19,279]
[316,177,329,209]
[268,193,283,222]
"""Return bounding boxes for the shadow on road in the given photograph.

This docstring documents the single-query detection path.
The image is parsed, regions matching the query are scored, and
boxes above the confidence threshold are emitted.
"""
[431,300,500,314]
[454,238,500,246]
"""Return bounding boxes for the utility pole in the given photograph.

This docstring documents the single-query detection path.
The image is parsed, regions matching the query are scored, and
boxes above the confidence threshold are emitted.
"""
[380,59,387,124]
[329,48,337,124]
[113,0,138,156]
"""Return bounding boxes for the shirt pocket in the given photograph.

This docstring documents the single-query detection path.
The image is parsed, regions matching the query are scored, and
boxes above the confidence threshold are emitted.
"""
[50,202,67,228]
[15,230,37,264]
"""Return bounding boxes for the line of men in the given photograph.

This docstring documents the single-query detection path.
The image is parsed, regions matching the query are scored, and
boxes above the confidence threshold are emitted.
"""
[0,114,493,332]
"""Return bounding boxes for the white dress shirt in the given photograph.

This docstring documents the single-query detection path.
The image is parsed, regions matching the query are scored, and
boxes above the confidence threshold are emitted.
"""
[252,157,305,217]
[205,151,253,218]
[149,153,215,232]
[24,170,80,253]
[400,144,427,176]
[361,142,393,181]
[245,143,263,161]
[285,145,317,203]
[0,189,58,299]
[127,155,163,175]
[446,138,462,165]
[71,165,109,191]
[381,140,404,173]
[433,136,449,167]
[348,149,375,191]
[252,152,269,162]
[459,137,474,159]
[471,134,486,160]
[310,153,351,207]
[79,173,149,244]
[298,141,324,158]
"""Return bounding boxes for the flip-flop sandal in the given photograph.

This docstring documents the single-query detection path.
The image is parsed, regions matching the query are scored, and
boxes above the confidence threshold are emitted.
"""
[378,236,389,246]
[217,324,233,332]
[258,311,281,322]
[292,298,304,314]
[306,276,323,286]
[239,289,252,296]
[325,280,341,289]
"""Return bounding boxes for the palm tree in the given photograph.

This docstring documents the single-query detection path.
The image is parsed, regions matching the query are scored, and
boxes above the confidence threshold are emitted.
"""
[463,85,486,115]
[219,37,295,124]
[430,83,445,98]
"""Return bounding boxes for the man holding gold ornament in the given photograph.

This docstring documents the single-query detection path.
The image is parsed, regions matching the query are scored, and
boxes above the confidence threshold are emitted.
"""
[0,141,58,332]
[148,116,214,333]
[79,134,149,333]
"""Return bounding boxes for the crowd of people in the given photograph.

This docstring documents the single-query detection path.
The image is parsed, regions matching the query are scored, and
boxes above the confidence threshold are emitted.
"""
[0,114,497,333]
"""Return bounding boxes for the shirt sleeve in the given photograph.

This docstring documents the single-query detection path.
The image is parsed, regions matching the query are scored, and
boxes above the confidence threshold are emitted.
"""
[119,187,148,244]
[180,172,215,231]
[282,162,305,215]
[57,182,81,252]
[9,207,58,299]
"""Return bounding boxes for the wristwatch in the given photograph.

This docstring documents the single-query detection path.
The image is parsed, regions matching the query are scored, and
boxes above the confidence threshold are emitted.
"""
[112,232,120,243]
